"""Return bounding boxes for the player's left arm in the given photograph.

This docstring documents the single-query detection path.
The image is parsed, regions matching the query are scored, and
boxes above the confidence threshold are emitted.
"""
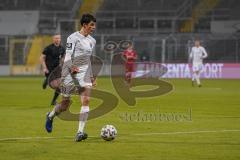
[91,40,97,87]
[89,61,96,87]
[90,60,97,87]
[201,47,208,59]
[133,51,138,60]
[122,50,128,61]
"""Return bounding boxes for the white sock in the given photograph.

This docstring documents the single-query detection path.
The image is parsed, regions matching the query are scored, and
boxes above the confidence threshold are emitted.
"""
[78,106,89,133]
[192,72,196,81]
[196,73,201,85]
[48,110,56,119]
[48,103,61,119]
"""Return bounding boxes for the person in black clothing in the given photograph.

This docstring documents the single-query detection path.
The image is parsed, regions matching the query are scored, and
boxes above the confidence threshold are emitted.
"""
[40,34,65,106]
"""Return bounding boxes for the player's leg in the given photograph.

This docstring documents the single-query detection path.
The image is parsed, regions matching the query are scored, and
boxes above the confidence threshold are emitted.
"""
[45,73,74,133]
[125,63,133,86]
[42,73,49,89]
[76,87,91,141]
[48,67,62,105]
[192,72,196,86]
[45,96,71,133]
[42,69,59,105]
[126,72,131,84]
[49,96,71,118]
[195,64,203,87]
[125,64,130,83]
[192,65,197,86]
[192,72,196,81]
[49,79,61,105]
[192,63,202,87]
[195,70,201,87]
[129,64,134,84]
[50,90,59,105]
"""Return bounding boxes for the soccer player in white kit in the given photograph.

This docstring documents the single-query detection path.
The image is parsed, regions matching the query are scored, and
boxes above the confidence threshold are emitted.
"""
[189,39,208,87]
[45,14,97,142]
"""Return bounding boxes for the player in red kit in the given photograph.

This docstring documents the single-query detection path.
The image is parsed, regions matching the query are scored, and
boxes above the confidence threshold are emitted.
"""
[123,43,137,86]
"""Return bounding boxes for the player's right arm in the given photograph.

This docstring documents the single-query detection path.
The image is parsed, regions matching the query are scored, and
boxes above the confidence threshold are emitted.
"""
[188,47,194,64]
[40,47,49,74]
[189,47,193,60]
[64,36,79,74]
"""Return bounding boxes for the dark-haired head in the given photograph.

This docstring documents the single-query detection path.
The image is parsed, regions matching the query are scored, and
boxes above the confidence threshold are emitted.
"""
[79,13,96,36]
[52,34,61,46]
[80,13,96,26]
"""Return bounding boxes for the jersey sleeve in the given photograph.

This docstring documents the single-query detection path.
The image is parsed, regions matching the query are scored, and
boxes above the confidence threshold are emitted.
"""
[201,47,208,58]
[42,46,49,55]
[134,51,138,59]
[64,36,77,68]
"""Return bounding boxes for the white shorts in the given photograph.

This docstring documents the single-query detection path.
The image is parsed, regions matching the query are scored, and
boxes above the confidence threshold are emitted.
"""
[61,65,92,97]
[192,63,203,72]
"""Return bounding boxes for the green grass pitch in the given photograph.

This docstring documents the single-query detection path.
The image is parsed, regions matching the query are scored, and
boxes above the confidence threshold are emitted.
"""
[0,77,239,160]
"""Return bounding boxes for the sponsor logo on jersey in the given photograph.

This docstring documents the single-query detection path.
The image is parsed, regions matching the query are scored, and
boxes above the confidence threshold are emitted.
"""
[66,43,72,50]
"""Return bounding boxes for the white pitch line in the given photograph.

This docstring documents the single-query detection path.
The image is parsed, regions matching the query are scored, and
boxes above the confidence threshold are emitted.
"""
[202,88,222,90]
[0,136,56,141]
[0,136,99,141]
[0,129,239,141]
[132,129,240,136]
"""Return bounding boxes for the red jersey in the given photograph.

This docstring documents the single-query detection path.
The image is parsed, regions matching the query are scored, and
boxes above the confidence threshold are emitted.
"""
[123,49,137,63]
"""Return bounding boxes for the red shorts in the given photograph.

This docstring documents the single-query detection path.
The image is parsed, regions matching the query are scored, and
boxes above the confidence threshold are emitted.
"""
[125,62,135,72]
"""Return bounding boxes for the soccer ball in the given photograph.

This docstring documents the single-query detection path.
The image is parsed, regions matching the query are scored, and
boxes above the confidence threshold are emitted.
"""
[100,125,117,141]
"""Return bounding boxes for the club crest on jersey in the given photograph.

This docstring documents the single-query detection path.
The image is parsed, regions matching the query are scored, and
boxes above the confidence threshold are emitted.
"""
[66,43,72,50]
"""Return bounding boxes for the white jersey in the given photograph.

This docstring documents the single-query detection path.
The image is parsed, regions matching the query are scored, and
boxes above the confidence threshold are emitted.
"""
[189,46,208,65]
[64,31,96,66]
[61,32,96,94]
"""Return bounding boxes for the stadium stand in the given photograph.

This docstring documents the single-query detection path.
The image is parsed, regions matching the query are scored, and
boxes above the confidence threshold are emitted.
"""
[0,0,240,75]
[95,0,240,63]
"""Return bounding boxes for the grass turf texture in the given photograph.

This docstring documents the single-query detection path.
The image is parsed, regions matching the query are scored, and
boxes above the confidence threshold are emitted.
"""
[0,77,239,160]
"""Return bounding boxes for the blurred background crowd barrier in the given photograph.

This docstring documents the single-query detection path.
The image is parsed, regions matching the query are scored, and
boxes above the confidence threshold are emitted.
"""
[0,0,239,77]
